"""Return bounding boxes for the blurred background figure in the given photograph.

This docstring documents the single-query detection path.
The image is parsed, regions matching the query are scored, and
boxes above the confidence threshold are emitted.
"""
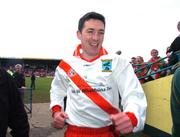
[166,21,180,67]
[0,68,29,137]
[7,66,14,76]
[171,67,180,137]
[130,57,137,70]
[13,64,26,88]
[30,71,36,90]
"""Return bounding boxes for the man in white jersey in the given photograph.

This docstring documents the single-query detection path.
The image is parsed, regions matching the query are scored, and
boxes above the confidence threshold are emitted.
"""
[50,12,147,137]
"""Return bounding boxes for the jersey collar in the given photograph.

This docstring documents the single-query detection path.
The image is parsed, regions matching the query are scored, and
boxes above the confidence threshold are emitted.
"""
[73,44,108,62]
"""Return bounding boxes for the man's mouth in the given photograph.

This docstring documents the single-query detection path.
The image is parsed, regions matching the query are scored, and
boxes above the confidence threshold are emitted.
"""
[90,42,98,47]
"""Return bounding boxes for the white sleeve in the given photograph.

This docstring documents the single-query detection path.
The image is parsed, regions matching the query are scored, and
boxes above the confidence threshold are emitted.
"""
[50,67,69,110]
[114,59,147,132]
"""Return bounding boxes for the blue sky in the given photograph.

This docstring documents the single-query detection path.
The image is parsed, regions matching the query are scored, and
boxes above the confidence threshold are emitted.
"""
[0,0,180,62]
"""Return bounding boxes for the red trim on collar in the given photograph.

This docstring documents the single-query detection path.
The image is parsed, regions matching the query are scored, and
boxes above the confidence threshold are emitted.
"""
[73,44,108,62]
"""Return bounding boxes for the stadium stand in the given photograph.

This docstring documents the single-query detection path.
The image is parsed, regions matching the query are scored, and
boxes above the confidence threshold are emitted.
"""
[0,57,60,77]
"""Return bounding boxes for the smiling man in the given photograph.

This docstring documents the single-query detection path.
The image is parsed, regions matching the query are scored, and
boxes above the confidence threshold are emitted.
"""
[50,12,147,137]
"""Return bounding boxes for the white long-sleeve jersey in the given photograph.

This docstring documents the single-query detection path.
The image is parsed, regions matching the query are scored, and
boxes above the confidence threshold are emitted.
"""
[50,54,147,132]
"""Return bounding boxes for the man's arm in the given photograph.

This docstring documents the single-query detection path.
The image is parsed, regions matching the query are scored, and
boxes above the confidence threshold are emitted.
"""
[50,67,69,128]
[114,59,147,133]
[169,37,180,52]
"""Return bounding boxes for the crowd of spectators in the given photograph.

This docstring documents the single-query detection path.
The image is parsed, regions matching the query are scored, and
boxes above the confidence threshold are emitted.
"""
[130,48,179,84]
[130,21,180,84]
[5,64,55,78]
[24,68,55,77]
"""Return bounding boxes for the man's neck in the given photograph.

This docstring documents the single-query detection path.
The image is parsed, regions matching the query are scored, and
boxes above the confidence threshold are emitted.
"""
[82,53,99,60]
[81,53,100,62]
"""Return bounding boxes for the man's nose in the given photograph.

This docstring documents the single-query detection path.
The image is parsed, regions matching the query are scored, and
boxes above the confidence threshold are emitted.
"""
[92,32,99,40]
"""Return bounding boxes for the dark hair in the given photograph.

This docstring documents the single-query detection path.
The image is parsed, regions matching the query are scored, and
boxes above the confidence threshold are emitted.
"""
[78,12,105,32]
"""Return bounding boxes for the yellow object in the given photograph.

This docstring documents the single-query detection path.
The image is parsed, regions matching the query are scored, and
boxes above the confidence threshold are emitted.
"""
[142,75,173,134]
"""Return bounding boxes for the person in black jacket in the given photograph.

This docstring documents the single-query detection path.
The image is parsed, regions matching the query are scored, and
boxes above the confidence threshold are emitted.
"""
[167,21,180,66]
[0,68,29,137]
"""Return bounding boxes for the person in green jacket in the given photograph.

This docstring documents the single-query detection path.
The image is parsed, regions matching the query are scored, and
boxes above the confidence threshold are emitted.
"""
[171,67,180,137]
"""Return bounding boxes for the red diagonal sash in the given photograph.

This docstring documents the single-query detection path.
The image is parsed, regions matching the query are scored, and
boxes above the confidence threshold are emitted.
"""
[58,59,119,115]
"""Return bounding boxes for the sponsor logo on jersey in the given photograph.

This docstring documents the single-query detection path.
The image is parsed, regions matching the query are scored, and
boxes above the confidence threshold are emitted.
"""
[101,59,112,72]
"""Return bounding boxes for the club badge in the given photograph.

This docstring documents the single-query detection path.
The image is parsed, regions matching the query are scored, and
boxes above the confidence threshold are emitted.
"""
[101,59,112,72]
[68,68,76,77]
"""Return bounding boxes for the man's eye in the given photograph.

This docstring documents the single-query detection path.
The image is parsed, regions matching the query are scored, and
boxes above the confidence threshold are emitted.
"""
[87,30,93,33]
[99,31,104,35]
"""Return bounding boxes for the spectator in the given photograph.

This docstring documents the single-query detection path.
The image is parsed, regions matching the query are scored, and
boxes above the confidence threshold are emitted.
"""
[135,56,149,83]
[13,64,25,88]
[167,21,180,67]
[30,71,36,90]
[50,12,147,137]
[7,66,14,76]
[148,49,166,79]
[0,68,29,137]
[130,57,137,70]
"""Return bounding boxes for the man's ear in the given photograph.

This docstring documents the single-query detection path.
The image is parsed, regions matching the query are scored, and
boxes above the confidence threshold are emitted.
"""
[76,30,81,40]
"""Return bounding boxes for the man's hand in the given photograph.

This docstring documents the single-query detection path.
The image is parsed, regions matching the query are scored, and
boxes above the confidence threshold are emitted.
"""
[52,110,69,129]
[110,112,133,135]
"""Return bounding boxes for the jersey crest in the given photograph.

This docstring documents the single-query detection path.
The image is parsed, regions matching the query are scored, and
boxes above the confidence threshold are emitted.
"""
[101,59,112,72]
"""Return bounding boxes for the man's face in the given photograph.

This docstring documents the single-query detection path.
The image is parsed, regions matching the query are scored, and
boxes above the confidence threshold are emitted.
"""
[15,67,21,73]
[77,19,105,59]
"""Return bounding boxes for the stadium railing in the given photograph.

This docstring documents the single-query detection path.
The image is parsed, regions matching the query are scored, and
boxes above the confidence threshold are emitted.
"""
[135,50,180,81]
